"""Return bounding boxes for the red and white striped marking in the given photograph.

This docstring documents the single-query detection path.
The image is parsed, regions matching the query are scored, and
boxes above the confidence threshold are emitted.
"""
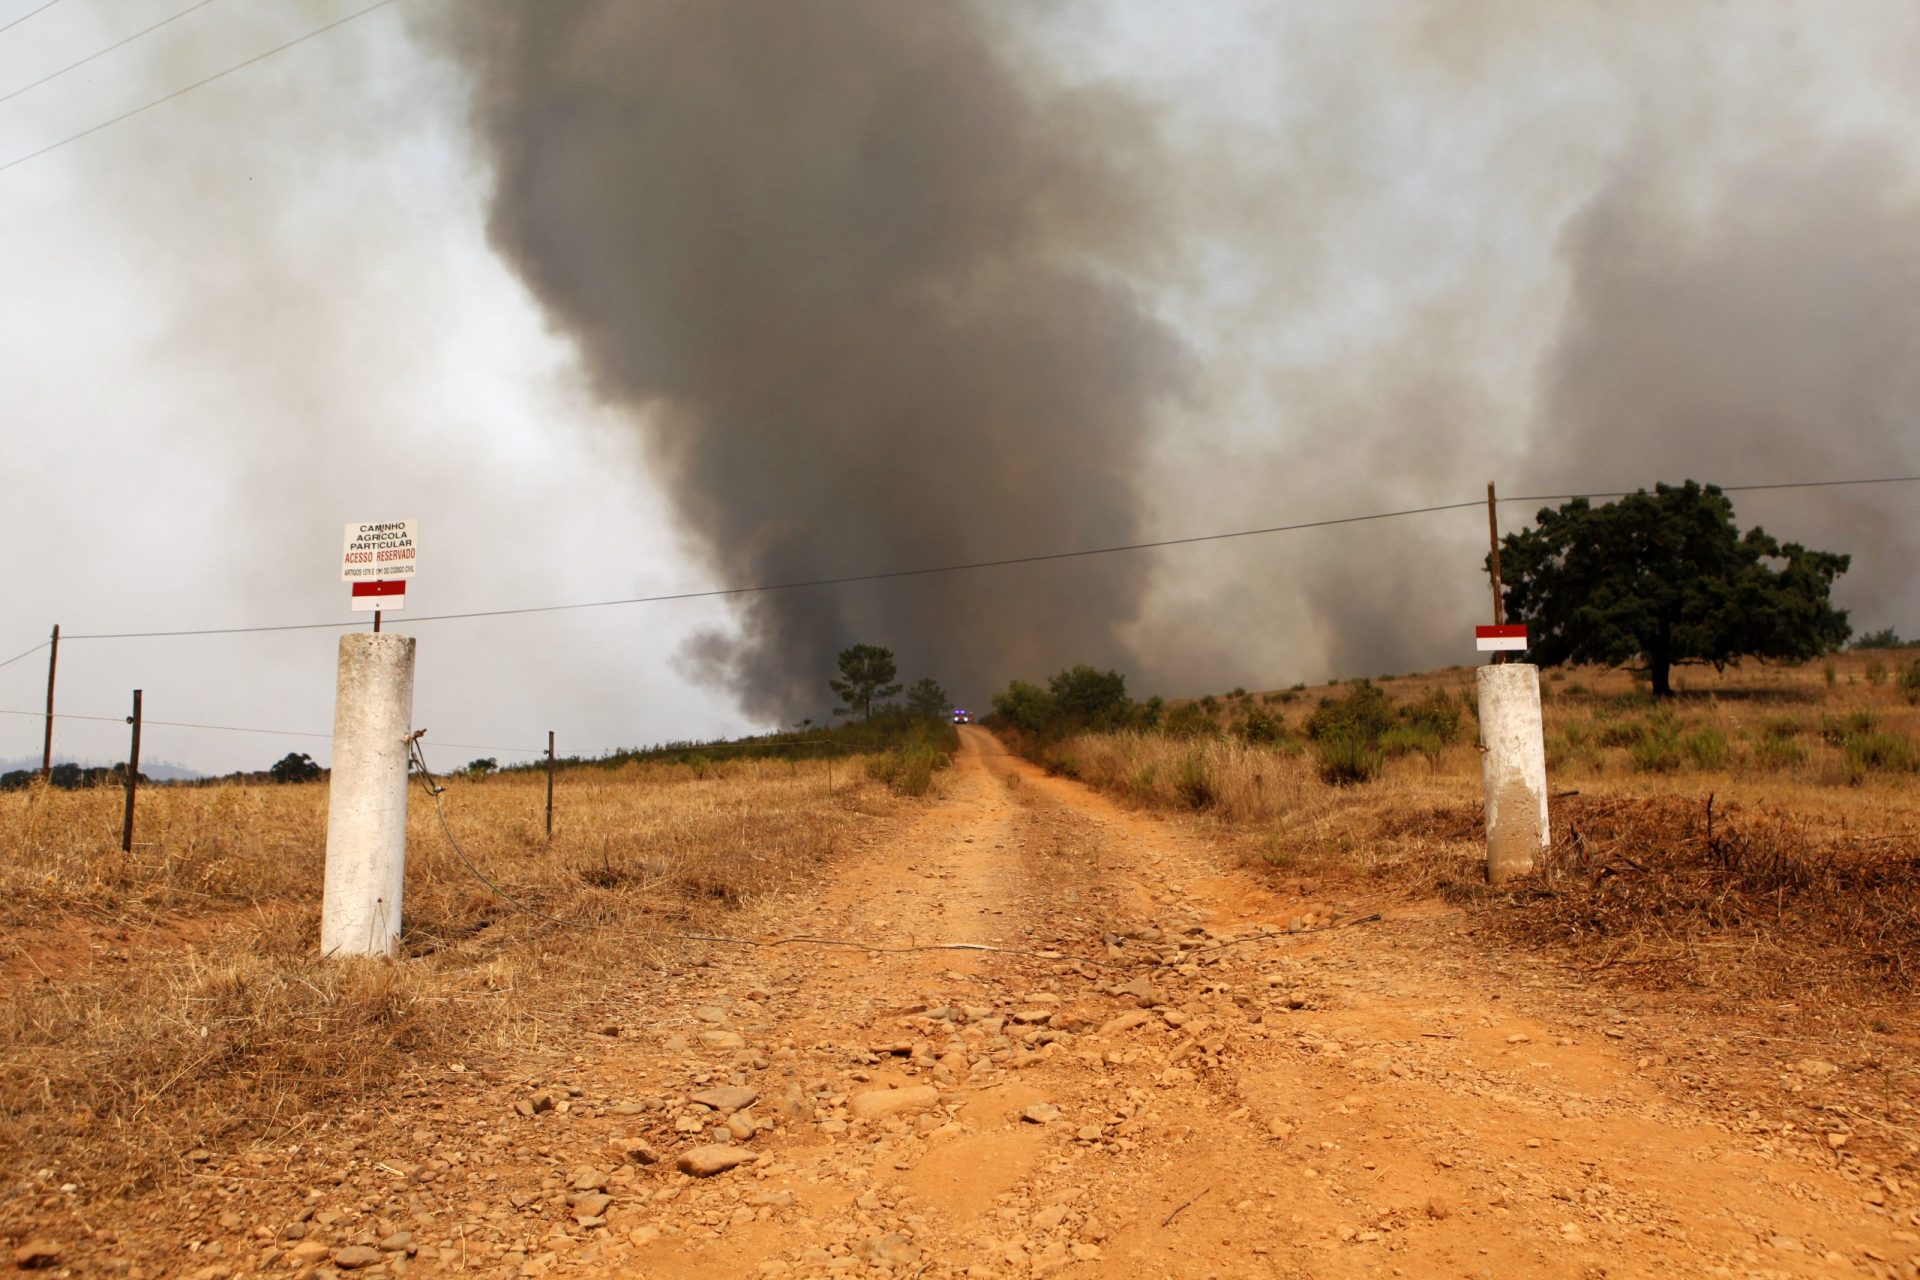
[1476,623,1527,651]
[350,580,406,612]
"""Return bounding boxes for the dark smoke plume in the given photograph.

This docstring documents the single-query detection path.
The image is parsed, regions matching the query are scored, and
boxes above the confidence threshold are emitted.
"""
[442,3,1185,721]
[1537,140,1920,625]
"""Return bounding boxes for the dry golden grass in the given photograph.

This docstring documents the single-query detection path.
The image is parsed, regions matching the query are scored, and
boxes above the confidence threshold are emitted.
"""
[0,756,892,1197]
[1034,649,1920,1004]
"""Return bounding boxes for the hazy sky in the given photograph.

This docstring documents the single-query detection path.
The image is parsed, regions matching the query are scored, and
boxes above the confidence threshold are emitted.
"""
[3,1,1916,773]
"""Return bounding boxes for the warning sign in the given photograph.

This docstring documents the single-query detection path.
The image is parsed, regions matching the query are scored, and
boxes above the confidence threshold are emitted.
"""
[1476,624,1528,652]
[341,520,418,581]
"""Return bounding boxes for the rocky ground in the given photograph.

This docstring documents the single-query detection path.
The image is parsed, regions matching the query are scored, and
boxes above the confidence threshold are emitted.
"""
[12,727,1918,1278]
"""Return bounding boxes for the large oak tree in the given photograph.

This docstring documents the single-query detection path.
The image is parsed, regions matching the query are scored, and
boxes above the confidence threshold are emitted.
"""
[1497,481,1850,696]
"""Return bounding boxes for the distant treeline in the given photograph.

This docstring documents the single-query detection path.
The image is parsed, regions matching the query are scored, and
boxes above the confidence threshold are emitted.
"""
[0,762,150,792]
[490,710,956,774]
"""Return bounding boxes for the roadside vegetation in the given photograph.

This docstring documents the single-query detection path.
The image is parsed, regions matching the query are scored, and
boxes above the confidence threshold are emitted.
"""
[985,648,1920,1009]
[0,641,957,1199]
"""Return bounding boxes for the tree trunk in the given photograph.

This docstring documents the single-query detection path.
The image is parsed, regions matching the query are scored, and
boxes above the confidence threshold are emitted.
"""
[1650,654,1674,698]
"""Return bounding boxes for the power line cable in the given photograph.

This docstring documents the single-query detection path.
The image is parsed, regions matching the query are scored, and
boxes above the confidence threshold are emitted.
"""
[0,0,63,38]
[0,640,49,671]
[60,499,1488,640]
[1,702,879,760]
[50,472,1920,645]
[0,706,544,754]
[0,0,398,176]
[1506,474,1920,506]
[0,0,219,107]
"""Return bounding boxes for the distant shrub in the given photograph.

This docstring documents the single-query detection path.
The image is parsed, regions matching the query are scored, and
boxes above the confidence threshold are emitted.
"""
[1900,661,1920,705]
[991,679,1056,734]
[1820,711,1879,744]
[1853,627,1913,650]
[1629,723,1682,773]
[1379,726,1443,764]
[1843,732,1919,783]
[1545,732,1601,772]
[1597,719,1647,749]
[1563,681,1588,696]
[1048,664,1134,728]
[1825,660,1838,687]
[1229,687,1247,699]
[1313,735,1383,786]
[1682,728,1730,770]
[866,741,946,795]
[1305,681,1393,744]
[1760,716,1803,741]
[1174,755,1216,809]
[1400,688,1461,743]
[1161,703,1216,739]
[1868,660,1888,686]
[1750,735,1808,770]
[1235,708,1286,744]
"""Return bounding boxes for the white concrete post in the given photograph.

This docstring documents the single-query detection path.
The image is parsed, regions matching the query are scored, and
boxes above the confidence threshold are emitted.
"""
[322,633,416,957]
[1476,662,1549,883]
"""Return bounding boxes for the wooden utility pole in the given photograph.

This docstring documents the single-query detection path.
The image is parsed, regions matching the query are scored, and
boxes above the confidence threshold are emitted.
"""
[545,731,556,839]
[373,609,382,633]
[41,624,58,780]
[121,689,142,853]
[1486,482,1506,663]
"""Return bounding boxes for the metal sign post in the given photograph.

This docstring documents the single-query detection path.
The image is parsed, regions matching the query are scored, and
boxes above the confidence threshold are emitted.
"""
[121,689,142,853]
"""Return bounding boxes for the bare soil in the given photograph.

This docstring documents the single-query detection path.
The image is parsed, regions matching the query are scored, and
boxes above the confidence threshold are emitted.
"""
[8,727,1918,1278]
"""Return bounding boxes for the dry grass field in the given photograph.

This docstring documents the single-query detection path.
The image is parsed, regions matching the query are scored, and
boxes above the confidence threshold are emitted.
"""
[0,756,897,1201]
[1025,648,1920,1005]
[1,689,1916,1276]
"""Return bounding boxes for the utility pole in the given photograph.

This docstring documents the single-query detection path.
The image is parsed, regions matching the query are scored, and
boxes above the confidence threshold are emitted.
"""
[41,624,59,780]
[1486,482,1506,663]
[121,690,143,853]
[545,730,556,840]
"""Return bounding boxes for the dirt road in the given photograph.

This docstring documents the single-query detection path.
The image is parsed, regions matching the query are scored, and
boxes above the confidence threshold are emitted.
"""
[106,727,1915,1278]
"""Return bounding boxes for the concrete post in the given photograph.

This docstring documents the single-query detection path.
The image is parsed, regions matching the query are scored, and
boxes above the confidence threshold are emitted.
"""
[322,633,416,957]
[1476,662,1549,883]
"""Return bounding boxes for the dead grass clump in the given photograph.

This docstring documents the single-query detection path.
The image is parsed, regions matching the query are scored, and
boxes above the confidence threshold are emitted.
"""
[0,757,896,1198]
[1045,732,1321,824]
[1488,795,1920,997]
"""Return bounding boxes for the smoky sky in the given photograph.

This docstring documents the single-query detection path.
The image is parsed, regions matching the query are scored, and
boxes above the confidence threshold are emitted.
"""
[432,1,1920,713]
[441,2,1186,720]
[1535,140,1920,616]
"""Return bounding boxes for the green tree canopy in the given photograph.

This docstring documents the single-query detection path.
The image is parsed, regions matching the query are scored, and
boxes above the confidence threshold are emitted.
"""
[829,643,902,720]
[990,679,1055,733]
[269,751,323,783]
[1498,481,1850,697]
[1047,664,1132,728]
[904,677,951,719]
